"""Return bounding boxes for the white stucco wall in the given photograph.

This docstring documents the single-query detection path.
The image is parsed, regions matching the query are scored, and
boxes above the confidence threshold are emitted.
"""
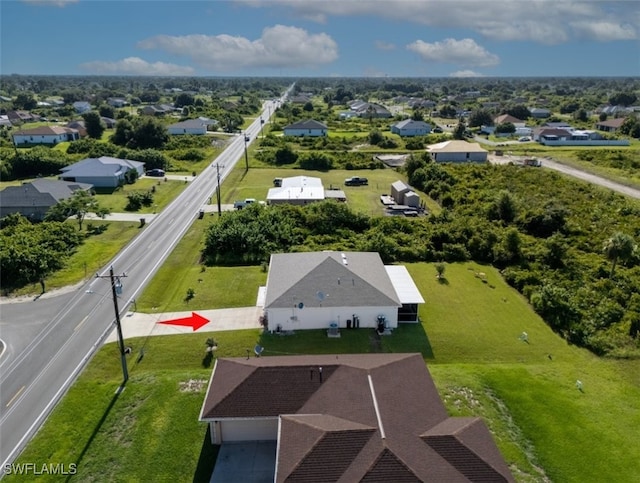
[266,305,398,332]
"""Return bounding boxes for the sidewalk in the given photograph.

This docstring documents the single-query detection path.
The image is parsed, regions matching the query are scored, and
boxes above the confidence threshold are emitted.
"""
[104,306,263,344]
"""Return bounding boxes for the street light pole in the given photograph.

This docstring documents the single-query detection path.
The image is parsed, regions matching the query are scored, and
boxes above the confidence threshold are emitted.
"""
[243,132,249,172]
[97,267,129,385]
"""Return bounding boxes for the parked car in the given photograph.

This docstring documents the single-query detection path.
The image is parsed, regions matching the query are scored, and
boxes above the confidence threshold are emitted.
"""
[518,136,531,142]
[344,176,368,186]
[146,169,165,177]
[233,198,257,209]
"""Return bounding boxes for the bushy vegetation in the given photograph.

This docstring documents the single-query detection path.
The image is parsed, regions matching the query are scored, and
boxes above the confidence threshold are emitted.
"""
[0,214,84,291]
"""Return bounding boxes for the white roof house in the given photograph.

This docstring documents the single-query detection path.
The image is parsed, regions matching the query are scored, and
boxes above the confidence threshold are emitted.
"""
[263,251,424,332]
[267,176,345,206]
[390,119,432,137]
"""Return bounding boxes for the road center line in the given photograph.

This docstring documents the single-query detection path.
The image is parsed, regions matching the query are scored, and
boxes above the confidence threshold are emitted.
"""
[6,386,25,408]
[74,316,89,331]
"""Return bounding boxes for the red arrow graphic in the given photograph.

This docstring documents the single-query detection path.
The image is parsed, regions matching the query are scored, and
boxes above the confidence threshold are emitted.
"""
[158,312,209,331]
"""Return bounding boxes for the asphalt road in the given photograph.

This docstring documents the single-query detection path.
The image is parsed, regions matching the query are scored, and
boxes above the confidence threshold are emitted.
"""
[0,92,289,473]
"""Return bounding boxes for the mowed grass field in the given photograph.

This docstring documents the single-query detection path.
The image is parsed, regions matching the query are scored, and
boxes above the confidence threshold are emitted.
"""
[7,262,640,482]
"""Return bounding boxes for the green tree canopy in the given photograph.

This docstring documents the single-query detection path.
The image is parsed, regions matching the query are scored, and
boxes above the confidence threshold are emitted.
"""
[82,111,106,139]
[45,190,110,231]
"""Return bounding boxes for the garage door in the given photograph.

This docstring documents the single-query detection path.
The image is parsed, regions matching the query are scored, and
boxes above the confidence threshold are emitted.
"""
[221,419,278,442]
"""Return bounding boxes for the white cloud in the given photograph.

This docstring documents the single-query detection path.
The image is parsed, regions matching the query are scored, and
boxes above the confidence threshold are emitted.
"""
[570,21,637,41]
[375,40,395,51]
[137,25,338,71]
[407,38,499,67]
[80,57,195,76]
[21,0,78,6]
[241,0,637,44]
[449,70,485,78]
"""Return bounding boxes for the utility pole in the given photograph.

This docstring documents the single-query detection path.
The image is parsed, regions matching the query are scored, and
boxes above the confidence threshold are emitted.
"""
[215,162,224,216]
[243,132,249,172]
[97,267,129,385]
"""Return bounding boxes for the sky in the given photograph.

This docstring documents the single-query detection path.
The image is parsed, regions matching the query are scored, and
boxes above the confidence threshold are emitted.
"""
[1,0,639,77]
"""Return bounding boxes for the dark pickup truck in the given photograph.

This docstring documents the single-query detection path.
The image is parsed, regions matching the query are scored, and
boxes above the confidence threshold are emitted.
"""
[344,176,368,186]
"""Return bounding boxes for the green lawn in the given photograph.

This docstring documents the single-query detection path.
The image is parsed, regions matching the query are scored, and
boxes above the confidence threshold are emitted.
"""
[8,261,640,482]
[220,164,440,216]
[94,178,187,213]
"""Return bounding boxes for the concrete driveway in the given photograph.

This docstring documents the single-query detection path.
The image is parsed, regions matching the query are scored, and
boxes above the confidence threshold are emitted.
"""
[210,441,276,483]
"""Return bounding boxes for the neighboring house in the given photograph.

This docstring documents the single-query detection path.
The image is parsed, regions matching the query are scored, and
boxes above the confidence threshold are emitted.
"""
[390,119,431,136]
[289,94,312,104]
[167,118,208,135]
[266,176,345,206]
[596,118,626,132]
[101,117,117,129]
[12,126,80,146]
[263,251,424,332]
[107,97,128,108]
[529,108,551,118]
[283,119,328,137]
[60,156,145,189]
[531,127,571,142]
[427,140,488,163]
[493,114,525,128]
[482,101,501,109]
[139,104,175,116]
[534,127,628,146]
[0,115,12,127]
[199,353,514,482]
[66,120,88,137]
[354,102,392,119]
[73,101,91,113]
[0,179,92,220]
[7,110,38,124]
[407,98,436,109]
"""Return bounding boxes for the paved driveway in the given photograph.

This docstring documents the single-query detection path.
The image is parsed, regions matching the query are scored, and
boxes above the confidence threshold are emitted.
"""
[210,441,276,483]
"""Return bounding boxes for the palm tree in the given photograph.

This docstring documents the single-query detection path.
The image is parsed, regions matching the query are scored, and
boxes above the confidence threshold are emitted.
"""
[603,232,636,278]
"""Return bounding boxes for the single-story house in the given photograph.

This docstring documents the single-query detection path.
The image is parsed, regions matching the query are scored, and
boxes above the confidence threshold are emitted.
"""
[199,353,514,482]
[595,118,626,132]
[0,179,92,220]
[407,98,436,109]
[493,114,525,127]
[427,140,488,163]
[101,117,117,129]
[0,115,12,127]
[288,94,312,104]
[390,119,431,136]
[139,104,175,116]
[263,251,424,333]
[7,110,39,124]
[532,127,571,141]
[529,108,551,119]
[73,101,91,114]
[60,156,145,189]
[266,176,345,206]
[65,120,88,137]
[283,119,328,137]
[107,97,128,108]
[354,102,392,119]
[12,126,80,146]
[167,118,208,135]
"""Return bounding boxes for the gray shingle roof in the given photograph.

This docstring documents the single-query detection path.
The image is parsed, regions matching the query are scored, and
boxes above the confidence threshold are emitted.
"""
[0,179,92,210]
[284,119,327,130]
[264,251,401,309]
